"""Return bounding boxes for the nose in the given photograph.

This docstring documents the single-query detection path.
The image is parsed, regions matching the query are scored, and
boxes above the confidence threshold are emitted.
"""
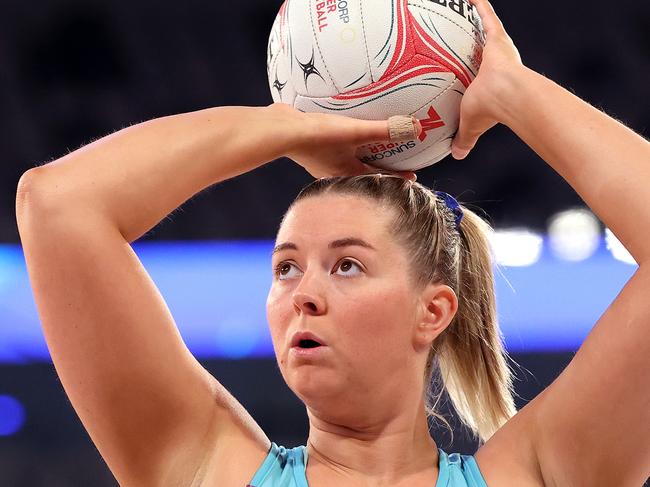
[292,274,327,316]
[293,292,326,315]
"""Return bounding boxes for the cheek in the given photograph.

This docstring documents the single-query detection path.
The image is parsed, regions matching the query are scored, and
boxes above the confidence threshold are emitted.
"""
[266,287,292,353]
[341,284,415,349]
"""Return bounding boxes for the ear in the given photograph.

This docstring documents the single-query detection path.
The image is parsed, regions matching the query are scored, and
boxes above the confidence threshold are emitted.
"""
[413,283,459,350]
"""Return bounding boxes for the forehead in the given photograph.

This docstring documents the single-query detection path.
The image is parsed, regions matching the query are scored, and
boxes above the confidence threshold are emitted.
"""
[277,193,395,245]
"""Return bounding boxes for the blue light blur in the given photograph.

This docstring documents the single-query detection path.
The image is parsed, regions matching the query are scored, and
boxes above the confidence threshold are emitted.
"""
[0,395,26,436]
[0,240,637,363]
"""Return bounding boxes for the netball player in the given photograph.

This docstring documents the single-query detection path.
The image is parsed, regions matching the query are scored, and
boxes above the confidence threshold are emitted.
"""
[15,0,650,485]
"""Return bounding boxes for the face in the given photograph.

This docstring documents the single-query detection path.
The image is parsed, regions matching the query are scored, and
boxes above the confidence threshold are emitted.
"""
[266,193,429,418]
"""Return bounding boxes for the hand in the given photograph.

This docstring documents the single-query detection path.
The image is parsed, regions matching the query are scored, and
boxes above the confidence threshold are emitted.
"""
[451,0,525,160]
[269,103,421,180]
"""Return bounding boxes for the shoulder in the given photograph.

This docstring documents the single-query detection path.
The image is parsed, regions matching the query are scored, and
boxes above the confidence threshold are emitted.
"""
[176,401,272,487]
[198,431,271,486]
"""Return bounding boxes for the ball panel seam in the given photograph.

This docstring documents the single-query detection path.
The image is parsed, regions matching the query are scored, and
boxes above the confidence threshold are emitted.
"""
[408,1,480,44]
[411,75,461,114]
[358,0,375,84]
[292,74,458,103]
[308,0,341,93]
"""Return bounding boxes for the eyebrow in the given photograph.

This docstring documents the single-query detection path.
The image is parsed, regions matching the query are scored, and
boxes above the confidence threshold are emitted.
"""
[271,237,377,256]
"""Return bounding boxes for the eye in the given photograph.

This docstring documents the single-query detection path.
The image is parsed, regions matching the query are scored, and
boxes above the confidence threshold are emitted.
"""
[274,261,302,280]
[333,259,363,277]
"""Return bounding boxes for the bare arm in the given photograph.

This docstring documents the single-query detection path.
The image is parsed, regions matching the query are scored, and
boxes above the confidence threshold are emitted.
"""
[23,106,309,243]
[457,1,650,485]
[15,105,397,485]
[501,65,650,487]
[455,0,650,267]
[498,67,650,266]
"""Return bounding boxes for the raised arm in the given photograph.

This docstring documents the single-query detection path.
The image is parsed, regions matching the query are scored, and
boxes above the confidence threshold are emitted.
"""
[454,0,650,485]
[15,105,399,485]
[454,0,650,267]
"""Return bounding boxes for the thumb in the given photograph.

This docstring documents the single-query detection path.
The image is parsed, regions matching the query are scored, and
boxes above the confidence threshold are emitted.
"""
[451,113,496,160]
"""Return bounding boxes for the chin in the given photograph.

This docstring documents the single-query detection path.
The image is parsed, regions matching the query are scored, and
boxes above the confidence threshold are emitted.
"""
[285,366,343,407]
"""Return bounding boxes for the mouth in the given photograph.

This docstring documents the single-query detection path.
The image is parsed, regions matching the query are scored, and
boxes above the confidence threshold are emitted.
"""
[290,338,327,359]
[290,331,327,350]
[297,338,322,349]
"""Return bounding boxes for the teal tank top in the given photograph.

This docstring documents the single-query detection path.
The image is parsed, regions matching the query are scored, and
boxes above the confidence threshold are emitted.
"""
[248,442,487,487]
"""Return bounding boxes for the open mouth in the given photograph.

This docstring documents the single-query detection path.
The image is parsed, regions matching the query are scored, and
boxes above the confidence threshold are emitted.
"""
[298,339,322,349]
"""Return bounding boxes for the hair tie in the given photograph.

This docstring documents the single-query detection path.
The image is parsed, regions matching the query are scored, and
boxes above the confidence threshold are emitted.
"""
[435,191,464,230]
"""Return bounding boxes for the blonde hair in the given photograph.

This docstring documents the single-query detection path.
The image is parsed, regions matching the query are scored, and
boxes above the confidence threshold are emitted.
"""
[290,174,518,444]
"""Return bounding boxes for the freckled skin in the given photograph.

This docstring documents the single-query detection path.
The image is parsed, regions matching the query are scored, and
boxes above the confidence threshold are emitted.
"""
[266,194,435,426]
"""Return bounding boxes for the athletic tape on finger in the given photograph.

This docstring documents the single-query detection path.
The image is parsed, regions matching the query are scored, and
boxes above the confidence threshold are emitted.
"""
[388,116,419,142]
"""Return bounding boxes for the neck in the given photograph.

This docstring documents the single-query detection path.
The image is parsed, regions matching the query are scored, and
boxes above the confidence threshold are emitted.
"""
[305,396,439,485]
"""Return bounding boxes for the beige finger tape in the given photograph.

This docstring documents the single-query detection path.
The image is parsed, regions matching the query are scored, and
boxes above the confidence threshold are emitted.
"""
[388,116,418,142]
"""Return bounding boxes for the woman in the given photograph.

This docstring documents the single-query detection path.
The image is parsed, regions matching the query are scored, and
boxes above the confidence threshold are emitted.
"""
[15,0,650,485]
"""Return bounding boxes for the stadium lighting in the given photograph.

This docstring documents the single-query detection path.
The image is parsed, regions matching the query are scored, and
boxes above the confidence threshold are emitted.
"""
[489,228,543,267]
[605,228,637,265]
[547,208,600,262]
[0,240,639,359]
[0,395,25,436]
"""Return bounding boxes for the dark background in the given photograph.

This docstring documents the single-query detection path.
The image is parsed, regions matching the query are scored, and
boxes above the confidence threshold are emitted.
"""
[0,0,648,485]
[2,0,648,241]
[0,354,571,485]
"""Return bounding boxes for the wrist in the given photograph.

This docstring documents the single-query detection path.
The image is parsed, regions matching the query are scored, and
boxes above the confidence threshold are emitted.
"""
[264,103,311,158]
[490,65,541,128]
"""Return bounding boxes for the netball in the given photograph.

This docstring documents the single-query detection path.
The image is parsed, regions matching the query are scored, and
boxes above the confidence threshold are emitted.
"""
[267,0,486,171]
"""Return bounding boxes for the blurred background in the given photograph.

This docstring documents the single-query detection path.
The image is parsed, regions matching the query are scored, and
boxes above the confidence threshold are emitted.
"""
[1,0,648,485]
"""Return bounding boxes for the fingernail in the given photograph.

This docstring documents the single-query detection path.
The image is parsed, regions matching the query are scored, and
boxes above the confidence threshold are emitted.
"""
[452,147,470,160]
[413,118,423,138]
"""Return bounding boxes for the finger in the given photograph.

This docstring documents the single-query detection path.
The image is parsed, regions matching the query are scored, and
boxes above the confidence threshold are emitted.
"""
[359,162,417,181]
[468,0,506,36]
[337,160,384,177]
[451,116,495,160]
[388,116,423,143]
[393,170,417,181]
[377,169,417,181]
[359,162,385,175]
[351,116,422,144]
[348,119,390,144]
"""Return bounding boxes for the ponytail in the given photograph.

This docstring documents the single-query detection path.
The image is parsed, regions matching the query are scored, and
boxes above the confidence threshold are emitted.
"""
[426,208,517,444]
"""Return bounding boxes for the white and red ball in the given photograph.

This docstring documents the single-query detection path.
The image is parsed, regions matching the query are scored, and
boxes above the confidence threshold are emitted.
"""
[267,0,485,171]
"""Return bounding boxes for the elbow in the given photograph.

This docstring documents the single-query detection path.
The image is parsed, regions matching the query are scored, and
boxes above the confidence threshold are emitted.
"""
[17,167,118,242]
[16,168,41,222]
[16,168,48,238]
[15,166,69,230]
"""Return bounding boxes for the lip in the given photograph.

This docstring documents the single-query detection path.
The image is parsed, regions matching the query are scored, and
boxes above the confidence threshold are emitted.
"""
[289,346,328,359]
[290,330,327,349]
